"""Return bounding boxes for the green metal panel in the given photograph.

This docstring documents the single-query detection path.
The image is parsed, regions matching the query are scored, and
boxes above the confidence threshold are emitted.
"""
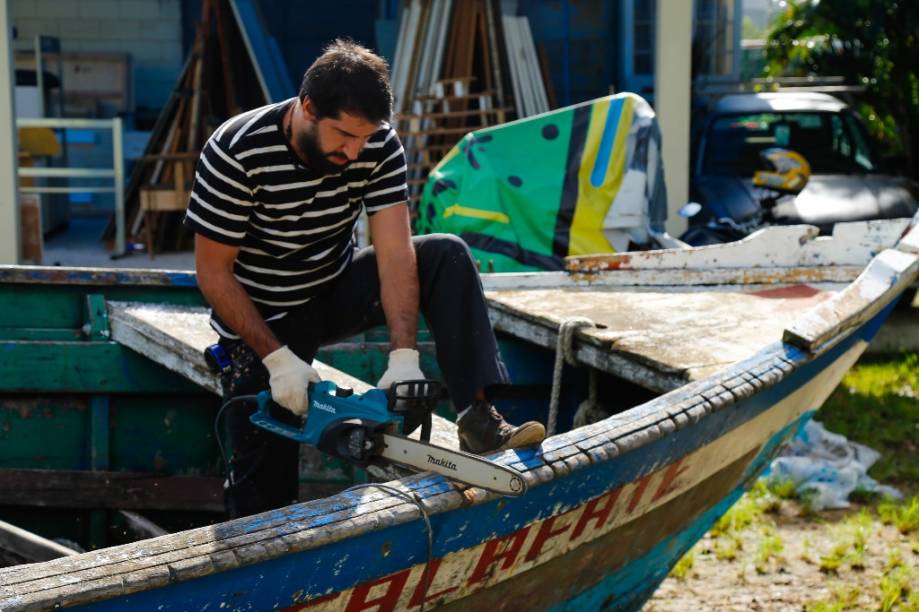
[89,396,110,470]
[0,341,205,393]
[0,284,204,330]
[109,396,221,476]
[0,329,82,341]
[0,397,89,469]
[0,395,221,476]
[83,294,110,340]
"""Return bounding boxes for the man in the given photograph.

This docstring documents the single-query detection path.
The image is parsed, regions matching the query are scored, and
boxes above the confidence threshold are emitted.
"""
[185,39,545,519]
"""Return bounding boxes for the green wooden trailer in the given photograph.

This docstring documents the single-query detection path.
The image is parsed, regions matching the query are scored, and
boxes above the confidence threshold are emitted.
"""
[0,267,455,561]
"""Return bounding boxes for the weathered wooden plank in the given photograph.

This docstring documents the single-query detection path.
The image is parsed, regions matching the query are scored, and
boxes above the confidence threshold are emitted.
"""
[487,283,835,390]
[0,520,77,563]
[564,219,910,272]
[482,267,862,290]
[118,511,169,541]
[896,213,919,255]
[488,307,684,393]
[784,249,919,351]
[107,302,222,395]
[0,266,198,288]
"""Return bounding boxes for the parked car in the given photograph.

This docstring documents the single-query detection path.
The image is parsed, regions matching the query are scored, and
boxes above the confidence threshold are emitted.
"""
[688,92,919,240]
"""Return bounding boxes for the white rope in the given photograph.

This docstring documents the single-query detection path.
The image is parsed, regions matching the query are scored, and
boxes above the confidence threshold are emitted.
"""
[547,317,595,435]
[573,369,607,429]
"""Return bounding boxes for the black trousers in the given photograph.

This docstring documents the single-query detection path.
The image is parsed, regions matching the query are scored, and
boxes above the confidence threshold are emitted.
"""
[219,233,509,518]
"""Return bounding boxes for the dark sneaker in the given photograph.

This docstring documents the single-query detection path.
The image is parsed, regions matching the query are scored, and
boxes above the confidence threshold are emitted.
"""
[457,401,546,455]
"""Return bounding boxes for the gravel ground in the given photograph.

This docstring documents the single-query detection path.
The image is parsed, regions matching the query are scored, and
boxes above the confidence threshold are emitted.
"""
[645,498,918,611]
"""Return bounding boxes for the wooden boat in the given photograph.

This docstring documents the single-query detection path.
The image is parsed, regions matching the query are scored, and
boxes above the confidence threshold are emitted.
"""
[0,215,917,611]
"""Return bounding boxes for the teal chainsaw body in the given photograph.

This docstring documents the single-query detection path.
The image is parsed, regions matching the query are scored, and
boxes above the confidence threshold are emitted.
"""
[247,379,528,496]
[249,380,437,467]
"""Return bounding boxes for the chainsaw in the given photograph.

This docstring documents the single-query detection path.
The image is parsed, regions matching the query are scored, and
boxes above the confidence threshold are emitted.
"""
[248,379,527,496]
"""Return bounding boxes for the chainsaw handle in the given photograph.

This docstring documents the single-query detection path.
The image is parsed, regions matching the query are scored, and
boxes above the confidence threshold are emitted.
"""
[249,390,305,441]
[387,379,441,441]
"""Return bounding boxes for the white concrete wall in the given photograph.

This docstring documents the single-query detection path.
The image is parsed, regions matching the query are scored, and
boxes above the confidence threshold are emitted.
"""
[0,0,20,264]
[9,0,182,110]
[655,0,692,237]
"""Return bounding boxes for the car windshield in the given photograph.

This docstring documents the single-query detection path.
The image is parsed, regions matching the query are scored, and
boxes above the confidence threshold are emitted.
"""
[702,111,877,176]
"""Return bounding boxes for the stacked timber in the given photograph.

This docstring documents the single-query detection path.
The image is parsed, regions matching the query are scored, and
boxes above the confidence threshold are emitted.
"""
[108,0,276,257]
[391,0,551,212]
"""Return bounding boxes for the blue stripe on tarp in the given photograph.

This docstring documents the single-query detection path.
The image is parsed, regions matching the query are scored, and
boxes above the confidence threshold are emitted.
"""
[74,306,894,611]
[229,0,295,102]
[590,97,625,188]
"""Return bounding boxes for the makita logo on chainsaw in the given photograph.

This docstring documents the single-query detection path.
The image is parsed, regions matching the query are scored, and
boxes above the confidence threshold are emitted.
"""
[313,402,336,414]
[427,454,457,471]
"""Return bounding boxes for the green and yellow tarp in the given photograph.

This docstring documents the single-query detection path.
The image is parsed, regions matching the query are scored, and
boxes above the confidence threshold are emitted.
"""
[415,93,667,272]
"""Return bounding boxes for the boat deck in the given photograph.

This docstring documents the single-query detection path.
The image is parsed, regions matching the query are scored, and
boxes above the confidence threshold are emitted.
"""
[486,283,838,391]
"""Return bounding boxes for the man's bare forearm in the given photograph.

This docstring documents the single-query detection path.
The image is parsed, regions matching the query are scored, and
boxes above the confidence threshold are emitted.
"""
[378,246,419,350]
[198,270,281,358]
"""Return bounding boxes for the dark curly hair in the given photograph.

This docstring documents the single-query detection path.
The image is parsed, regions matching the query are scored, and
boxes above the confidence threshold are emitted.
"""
[299,39,393,124]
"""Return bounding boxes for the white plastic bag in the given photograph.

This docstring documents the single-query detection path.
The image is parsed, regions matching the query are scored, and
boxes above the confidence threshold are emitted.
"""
[765,419,902,510]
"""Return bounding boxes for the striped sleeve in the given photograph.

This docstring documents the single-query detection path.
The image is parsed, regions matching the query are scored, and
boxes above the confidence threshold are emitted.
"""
[362,127,408,214]
[183,139,254,246]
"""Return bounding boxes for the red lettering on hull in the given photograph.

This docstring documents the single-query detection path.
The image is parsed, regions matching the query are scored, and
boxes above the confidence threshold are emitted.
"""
[467,526,531,585]
[626,475,652,514]
[524,510,576,562]
[286,454,698,610]
[345,569,410,612]
[652,458,689,502]
[571,487,622,540]
[409,558,459,607]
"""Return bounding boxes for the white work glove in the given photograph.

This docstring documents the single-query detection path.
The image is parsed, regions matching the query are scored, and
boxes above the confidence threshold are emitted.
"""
[376,348,425,391]
[262,346,320,416]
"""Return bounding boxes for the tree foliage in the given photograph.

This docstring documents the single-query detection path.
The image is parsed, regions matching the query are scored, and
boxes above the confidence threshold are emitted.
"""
[764,0,919,177]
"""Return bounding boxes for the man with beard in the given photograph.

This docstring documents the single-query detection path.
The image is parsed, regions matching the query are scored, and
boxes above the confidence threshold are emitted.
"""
[184,39,545,519]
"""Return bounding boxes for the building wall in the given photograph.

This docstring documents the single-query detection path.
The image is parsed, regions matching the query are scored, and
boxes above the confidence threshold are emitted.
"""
[9,0,183,113]
[519,0,618,108]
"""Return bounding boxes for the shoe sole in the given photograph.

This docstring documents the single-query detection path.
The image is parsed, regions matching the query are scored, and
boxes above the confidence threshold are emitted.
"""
[496,421,546,452]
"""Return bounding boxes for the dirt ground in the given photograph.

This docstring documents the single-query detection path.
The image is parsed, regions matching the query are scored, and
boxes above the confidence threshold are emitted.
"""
[645,496,918,611]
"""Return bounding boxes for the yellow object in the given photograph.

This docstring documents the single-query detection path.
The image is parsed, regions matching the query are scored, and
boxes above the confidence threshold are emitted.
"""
[443,204,510,224]
[753,148,811,194]
[569,96,635,255]
[18,127,61,157]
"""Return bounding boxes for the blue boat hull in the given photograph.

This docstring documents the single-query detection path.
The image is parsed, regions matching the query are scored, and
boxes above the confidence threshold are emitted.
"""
[53,301,888,612]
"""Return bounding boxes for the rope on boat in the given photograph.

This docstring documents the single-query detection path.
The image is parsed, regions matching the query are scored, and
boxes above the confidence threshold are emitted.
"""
[344,483,434,612]
[548,317,596,435]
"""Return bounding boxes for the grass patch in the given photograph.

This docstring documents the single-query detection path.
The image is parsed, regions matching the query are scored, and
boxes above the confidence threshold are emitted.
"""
[819,541,848,574]
[711,495,761,537]
[878,494,919,534]
[670,550,694,580]
[767,478,798,500]
[816,352,919,488]
[754,529,784,574]
[711,480,780,537]
[806,585,862,612]
[714,535,742,561]
[879,565,915,612]
[819,512,873,574]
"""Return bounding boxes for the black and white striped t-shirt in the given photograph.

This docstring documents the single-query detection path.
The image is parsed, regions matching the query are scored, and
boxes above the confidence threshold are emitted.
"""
[183,98,408,338]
